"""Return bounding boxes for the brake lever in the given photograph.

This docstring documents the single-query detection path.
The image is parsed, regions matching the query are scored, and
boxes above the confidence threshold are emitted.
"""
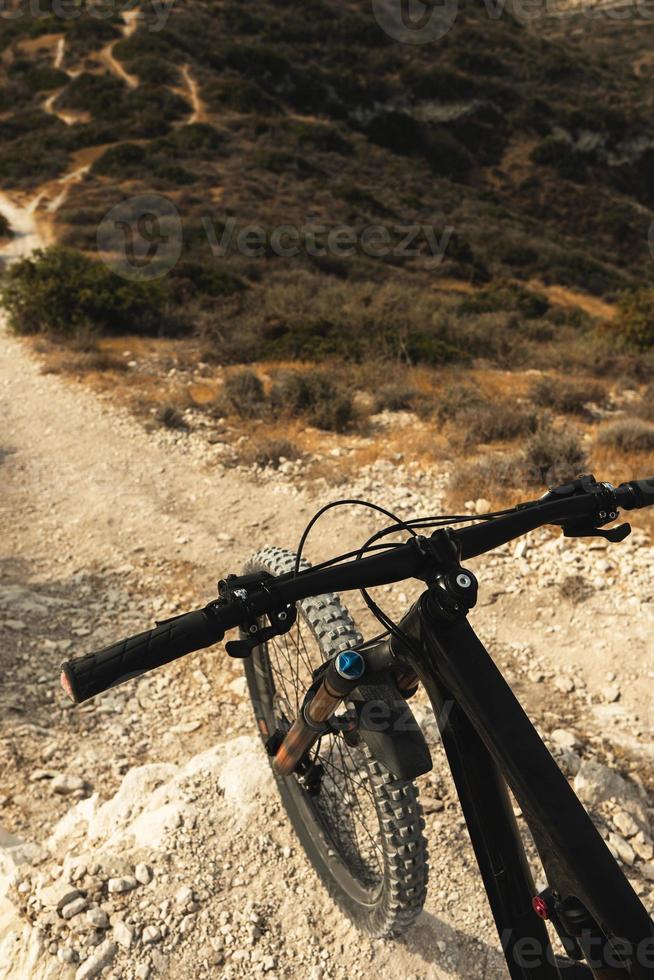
[562,522,631,543]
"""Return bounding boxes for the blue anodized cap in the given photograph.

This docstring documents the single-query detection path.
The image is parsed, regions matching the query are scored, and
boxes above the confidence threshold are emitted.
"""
[334,650,365,680]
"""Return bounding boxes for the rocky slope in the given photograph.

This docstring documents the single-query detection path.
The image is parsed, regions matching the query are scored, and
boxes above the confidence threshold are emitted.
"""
[1,322,653,979]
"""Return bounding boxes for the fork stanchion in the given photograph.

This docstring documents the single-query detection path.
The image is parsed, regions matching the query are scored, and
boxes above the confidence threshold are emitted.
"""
[272,651,365,777]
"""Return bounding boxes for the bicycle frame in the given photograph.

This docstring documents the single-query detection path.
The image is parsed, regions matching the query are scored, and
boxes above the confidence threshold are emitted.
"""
[390,592,654,980]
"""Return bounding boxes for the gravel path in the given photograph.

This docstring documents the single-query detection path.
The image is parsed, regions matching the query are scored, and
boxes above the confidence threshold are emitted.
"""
[1,322,653,980]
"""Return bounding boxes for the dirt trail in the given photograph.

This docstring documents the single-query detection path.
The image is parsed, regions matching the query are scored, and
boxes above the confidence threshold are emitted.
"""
[180,65,205,124]
[99,9,139,89]
[0,320,372,591]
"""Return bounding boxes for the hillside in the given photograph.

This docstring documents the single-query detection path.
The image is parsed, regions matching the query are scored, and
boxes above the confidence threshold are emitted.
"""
[1,0,654,507]
[1,0,654,323]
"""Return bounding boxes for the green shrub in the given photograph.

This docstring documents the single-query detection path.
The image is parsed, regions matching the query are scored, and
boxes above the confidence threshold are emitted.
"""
[522,423,588,486]
[59,73,126,116]
[373,383,423,413]
[595,419,654,453]
[12,65,69,93]
[202,77,282,114]
[168,261,244,302]
[91,143,145,177]
[435,384,537,447]
[156,404,189,430]
[288,121,352,155]
[245,437,300,469]
[219,369,265,418]
[270,370,355,432]
[637,383,654,422]
[530,376,606,416]
[1,247,166,337]
[458,284,549,319]
[166,123,226,158]
[530,137,587,182]
[613,289,654,349]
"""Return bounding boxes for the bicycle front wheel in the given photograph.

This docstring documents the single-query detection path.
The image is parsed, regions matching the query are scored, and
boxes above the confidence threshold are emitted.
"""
[242,546,429,937]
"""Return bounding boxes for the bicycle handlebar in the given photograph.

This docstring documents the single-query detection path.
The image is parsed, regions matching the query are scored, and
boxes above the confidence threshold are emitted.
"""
[60,478,654,703]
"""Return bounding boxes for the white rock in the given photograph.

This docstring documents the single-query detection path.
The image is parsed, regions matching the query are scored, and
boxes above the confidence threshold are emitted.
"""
[86,908,108,929]
[142,925,161,944]
[175,885,194,907]
[61,896,88,920]
[113,919,134,949]
[134,862,153,885]
[608,833,635,866]
[574,760,630,808]
[38,879,81,911]
[475,498,491,514]
[642,862,654,881]
[551,729,581,750]
[614,811,640,839]
[107,876,137,894]
[75,939,116,979]
[52,774,86,796]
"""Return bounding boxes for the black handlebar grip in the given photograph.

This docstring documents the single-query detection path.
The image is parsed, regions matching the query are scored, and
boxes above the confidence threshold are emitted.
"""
[616,479,654,511]
[60,610,223,704]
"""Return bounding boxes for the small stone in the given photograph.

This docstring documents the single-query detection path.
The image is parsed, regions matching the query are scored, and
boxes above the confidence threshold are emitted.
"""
[608,833,635,866]
[551,729,580,750]
[421,797,444,814]
[134,863,153,885]
[86,908,108,930]
[30,769,56,782]
[135,966,150,980]
[641,863,654,882]
[602,684,621,704]
[38,880,81,911]
[107,876,138,894]
[475,498,491,514]
[614,811,640,839]
[180,914,196,936]
[52,774,86,796]
[175,885,194,907]
[113,920,134,949]
[74,940,116,980]
[262,956,276,972]
[142,925,161,944]
[4,620,26,631]
[62,897,88,920]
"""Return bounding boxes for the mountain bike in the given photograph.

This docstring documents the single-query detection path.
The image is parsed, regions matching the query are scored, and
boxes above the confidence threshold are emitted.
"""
[60,474,654,979]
